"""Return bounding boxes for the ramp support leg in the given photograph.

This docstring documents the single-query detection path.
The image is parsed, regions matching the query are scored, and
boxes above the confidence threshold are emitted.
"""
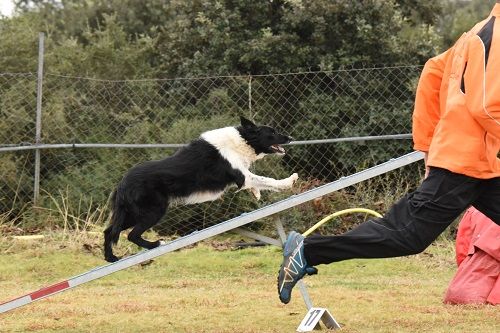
[275,219,341,331]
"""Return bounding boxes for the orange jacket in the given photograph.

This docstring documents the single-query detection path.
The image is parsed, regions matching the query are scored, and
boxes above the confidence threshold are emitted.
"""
[413,4,500,179]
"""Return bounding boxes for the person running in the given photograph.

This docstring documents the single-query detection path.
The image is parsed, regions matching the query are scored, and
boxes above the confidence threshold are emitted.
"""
[277,2,500,304]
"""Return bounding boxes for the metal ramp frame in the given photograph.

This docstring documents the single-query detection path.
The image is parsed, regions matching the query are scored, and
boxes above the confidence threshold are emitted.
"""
[0,151,424,314]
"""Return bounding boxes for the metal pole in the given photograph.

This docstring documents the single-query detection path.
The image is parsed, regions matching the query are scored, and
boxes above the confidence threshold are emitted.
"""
[0,134,413,153]
[33,32,44,205]
[248,75,252,118]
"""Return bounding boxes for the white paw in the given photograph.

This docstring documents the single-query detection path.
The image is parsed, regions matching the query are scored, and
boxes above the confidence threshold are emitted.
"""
[285,173,299,187]
[250,187,261,200]
[280,173,299,189]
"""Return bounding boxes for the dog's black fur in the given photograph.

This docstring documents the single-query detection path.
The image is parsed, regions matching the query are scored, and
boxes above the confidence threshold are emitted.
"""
[103,117,297,262]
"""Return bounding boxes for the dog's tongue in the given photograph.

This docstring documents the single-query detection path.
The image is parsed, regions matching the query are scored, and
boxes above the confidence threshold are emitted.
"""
[272,145,286,154]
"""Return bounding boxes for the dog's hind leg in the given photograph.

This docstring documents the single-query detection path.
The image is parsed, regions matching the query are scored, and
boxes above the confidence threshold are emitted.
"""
[104,226,120,262]
[104,213,136,262]
[127,203,167,250]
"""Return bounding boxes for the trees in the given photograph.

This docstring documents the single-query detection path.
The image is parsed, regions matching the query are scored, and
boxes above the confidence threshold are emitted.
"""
[5,0,444,77]
[438,0,496,48]
[1,1,445,228]
[155,0,442,77]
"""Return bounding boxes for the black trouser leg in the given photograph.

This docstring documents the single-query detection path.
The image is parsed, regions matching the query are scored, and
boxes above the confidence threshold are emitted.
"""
[471,176,500,223]
[303,168,498,266]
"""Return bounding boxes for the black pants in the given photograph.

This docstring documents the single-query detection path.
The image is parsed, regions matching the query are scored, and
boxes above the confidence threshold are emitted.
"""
[304,167,500,266]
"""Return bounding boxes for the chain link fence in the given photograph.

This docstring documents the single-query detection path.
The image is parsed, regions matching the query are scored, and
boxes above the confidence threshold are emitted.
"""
[1,54,424,235]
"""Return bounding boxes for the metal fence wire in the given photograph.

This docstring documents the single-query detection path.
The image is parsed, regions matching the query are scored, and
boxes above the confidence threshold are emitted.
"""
[1,61,424,235]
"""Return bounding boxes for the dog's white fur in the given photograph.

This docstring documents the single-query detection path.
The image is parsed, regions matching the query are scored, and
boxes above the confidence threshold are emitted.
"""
[201,127,298,200]
[170,190,225,206]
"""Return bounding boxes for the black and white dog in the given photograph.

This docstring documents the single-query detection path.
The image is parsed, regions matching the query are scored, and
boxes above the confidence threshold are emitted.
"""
[104,117,298,262]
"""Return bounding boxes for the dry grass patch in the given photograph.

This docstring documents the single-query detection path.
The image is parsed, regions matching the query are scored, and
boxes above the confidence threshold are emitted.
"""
[0,233,498,333]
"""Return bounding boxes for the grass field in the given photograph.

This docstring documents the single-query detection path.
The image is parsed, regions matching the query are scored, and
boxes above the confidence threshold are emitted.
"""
[0,233,498,333]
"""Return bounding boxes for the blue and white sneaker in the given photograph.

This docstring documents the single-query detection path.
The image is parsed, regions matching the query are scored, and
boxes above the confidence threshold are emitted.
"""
[277,231,317,304]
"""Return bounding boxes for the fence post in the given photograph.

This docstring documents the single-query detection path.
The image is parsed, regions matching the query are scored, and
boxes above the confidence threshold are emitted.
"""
[248,74,252,118]
[33,32,45,205]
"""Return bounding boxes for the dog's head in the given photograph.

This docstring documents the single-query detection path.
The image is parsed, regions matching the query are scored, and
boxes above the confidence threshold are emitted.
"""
[237,117,293,156]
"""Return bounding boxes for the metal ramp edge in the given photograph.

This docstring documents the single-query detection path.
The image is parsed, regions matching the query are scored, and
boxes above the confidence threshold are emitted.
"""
[0,151,424,314]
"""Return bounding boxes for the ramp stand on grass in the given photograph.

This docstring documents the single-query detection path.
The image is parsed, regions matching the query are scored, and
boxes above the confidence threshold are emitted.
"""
[0,151,424,327]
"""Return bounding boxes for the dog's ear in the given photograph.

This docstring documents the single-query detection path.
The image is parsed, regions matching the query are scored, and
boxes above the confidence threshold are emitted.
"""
[240,116,256,129]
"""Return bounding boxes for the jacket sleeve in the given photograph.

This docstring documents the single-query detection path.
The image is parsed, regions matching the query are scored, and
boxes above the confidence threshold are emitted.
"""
[412,49,452,152]
[464,33,500,140]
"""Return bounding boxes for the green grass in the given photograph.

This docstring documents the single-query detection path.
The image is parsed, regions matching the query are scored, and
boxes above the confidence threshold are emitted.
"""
[0,234,498,333]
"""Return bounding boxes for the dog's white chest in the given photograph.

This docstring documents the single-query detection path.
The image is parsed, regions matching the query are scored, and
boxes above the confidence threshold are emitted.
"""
[175,191,225,205]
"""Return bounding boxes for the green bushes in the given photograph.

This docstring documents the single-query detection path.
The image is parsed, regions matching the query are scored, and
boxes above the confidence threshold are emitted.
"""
[0,67,424,235]
[1,0,443,234]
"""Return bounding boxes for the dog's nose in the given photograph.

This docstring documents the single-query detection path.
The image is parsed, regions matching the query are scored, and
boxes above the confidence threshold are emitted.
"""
[287,136,294,142]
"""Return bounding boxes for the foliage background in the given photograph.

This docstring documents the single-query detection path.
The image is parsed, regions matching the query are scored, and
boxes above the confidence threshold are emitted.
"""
[0,0,495,235]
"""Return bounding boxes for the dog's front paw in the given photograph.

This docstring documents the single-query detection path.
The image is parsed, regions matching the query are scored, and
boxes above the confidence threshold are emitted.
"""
[286,173,299,187]
[280,173,299,189]
[250,187,261,200]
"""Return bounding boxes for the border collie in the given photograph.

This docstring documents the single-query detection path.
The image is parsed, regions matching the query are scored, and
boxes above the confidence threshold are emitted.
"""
[103,117,298,262]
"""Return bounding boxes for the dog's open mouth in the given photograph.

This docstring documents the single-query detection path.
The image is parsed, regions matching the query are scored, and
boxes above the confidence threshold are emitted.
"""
[270,144,286,154]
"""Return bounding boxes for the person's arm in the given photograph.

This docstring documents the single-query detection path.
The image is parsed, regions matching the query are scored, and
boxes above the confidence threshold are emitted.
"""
[464,22,500,140]
[412,49,452,176]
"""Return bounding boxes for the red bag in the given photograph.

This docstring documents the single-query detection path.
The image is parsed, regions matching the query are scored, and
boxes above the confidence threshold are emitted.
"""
[444,208,500,305]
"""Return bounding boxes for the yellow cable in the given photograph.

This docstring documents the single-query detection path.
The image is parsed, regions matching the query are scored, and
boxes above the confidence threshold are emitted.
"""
[302,208,382,237]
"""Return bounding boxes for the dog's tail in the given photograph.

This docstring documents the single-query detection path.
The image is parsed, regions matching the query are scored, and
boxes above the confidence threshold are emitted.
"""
[104,189,126,262]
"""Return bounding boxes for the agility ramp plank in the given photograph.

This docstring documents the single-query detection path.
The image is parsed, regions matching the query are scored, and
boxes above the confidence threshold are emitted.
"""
[0,151,423,314]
